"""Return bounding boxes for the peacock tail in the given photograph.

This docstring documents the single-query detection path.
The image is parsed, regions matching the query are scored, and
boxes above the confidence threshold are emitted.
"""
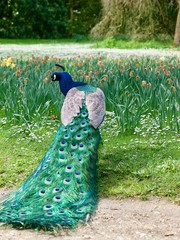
[0,103,101,228]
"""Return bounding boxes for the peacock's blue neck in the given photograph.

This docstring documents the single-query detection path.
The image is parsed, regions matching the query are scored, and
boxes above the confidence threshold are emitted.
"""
[59,80,87,96]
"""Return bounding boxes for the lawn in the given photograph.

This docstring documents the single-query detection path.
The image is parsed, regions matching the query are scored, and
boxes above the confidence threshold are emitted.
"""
[0,119,179,202]
[0,37,179,49]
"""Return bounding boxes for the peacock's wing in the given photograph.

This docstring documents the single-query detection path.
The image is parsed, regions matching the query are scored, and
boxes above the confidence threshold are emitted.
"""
[0,85,105,229]
[86,88,105,128]
[61,87,85,126]
[61,86,105,128]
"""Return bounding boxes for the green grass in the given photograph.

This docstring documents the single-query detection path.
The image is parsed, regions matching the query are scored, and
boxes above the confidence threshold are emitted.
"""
[0,121,57,188]
[0,37,179,49]
[99,133,180,202]
[0,121,179,203]
[0,56,179,133]
[0,38,91,44]
[93,37,179,49]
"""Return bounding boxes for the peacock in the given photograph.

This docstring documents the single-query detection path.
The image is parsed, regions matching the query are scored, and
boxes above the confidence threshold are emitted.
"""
[0,64,105,229]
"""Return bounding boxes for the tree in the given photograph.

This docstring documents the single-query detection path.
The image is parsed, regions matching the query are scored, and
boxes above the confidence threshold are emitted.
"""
[91,0,178,40]
[0,0,102,38]
[174,0,180,46]
[66,0,102,37]
[0,0,68,38]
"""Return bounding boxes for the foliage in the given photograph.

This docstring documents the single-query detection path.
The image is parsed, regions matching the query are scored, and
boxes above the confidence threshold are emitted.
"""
[0,0,102,38]
[0,56,64,123]
[91,0,178,39]
[66,0,102,37]
[0,0,66,38]
[0,55,179,133]
[0,117,179,202]
[0,0,178,40]
[0,38,91,44]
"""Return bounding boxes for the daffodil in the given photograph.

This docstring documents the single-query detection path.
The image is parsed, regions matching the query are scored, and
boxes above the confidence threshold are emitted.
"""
[6,57,13,67]
[10,63,16,69]
[1,57,16,69]
[160,56,165,62]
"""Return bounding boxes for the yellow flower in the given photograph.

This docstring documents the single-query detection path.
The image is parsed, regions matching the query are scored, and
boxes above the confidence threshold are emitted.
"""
[88,71,93,78]
[136,76,140,81]
[156,71,160,76]
[104,75,109,81]
[98,61,102,66]
[78,62,83,67]
[44,77,49,83]
[136,61,140,68]
[146,82,151,88]
[15,68,22,76]
[19,86,23,93]
[172,87,176,92]
[88,54,93,59]
[72,62,76,67]
[141,80,147,87]
[11,63,16,69]
[85,76,90,81]
[167,78,172,85]
[6,57,13,66]
[1,60,6,67]
[50,115,57,120]
[129,71,134,77]
[165,71,171,76]
[24,78,28,84]
[1,57,15,69]
[160,56,165,62]
[79,69,84,75]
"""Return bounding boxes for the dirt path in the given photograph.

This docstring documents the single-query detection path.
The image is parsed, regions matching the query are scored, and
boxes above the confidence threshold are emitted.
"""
[0,189,179,240]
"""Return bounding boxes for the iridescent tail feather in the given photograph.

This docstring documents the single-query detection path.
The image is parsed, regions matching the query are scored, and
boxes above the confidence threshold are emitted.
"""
[0,104,101,229]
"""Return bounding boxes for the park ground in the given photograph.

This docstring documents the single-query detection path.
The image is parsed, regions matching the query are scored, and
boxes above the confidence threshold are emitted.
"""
[0,44,179,240]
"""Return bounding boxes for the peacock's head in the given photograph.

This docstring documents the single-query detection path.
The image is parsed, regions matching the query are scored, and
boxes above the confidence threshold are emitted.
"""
[51,71,73,83]
[51,64,65,81]
[51,72,61,81]
[51,63,86,96]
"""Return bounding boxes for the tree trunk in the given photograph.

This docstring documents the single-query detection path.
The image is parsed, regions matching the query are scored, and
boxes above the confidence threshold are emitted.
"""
[174,1,180,47]
[90,0,126,38]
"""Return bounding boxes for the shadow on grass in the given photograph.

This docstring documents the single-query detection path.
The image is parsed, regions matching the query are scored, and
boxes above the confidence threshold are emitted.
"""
[97,138,180,200]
